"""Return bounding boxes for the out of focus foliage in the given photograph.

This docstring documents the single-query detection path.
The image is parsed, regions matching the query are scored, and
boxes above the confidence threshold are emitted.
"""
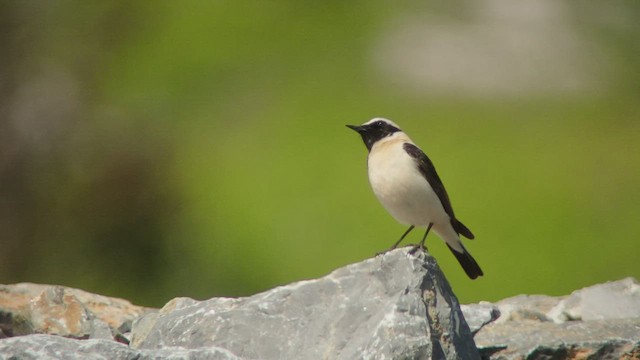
[1,1,638,307]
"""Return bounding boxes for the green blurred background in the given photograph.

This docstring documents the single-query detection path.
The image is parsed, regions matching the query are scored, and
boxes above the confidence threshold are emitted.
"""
[1,1,639,308]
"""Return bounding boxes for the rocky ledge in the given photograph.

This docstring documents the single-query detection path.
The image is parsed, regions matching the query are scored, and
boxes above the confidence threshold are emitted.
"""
[1,249,638,360]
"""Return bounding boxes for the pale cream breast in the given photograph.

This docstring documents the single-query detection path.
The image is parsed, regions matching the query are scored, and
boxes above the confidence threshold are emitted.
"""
[367,132,449,226]
[369,132,411,154]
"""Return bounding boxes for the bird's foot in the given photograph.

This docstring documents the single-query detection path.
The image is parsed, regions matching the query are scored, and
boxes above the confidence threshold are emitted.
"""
[408,244,428,255]
[375,244,409,256]
[375,247,396,256]
[377,244,427,257]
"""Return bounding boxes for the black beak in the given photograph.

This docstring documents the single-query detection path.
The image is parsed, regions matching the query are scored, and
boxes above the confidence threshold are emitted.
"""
[346,124,363,133]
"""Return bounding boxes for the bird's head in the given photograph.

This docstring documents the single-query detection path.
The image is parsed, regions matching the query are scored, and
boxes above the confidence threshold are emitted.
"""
[346,118,402,151]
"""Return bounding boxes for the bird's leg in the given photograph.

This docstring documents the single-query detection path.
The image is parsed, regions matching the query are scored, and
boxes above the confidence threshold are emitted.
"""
[419,223,433,250]
[391,225,415,249]
[377,225,414,256]
[410,223,433,255]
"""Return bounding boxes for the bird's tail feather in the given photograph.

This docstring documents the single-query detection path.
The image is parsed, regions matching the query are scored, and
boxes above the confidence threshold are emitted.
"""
[451,218,474,239]
[446,243,483,279]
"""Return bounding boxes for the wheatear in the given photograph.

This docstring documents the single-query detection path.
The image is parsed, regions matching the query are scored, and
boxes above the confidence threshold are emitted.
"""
[347,118,483,279]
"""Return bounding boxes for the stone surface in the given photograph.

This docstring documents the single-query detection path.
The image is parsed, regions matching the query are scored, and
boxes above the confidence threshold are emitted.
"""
[492,294,560,323]
[460,302,500,335]
[474,318,640,359]
[1,260,639,359]
[131,248,480,359]
[547,277,640,323]
[0,334,242,360]
[473,278,640,359]
[0,283,152,341]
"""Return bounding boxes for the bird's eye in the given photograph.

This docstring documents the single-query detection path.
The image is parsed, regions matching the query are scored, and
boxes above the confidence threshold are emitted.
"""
[375,121,385,127]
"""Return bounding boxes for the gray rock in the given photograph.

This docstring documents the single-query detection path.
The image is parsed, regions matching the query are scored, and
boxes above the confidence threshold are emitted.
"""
[1,262,638,359]
[0,334,243,360]
[131,248,480,360]
[129,310,159,348]
[474,318,640,359]
[547,277,640,323]
[460,302,500,334]
[0,249,478,359]
[472,278,640,359]
[0,335,136,360]
[493,295,559,323]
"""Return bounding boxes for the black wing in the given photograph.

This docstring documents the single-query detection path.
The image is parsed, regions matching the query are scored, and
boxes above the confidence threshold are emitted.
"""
[403,143,474,239]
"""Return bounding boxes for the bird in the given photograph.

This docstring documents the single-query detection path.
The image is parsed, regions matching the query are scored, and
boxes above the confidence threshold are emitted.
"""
[346,117,483,279]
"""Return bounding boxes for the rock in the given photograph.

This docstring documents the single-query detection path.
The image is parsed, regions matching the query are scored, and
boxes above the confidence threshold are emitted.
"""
[130,248,480,359]
[460,302,500,334]
[0,283,152,341]
[0,334,136,360]
[2,259,638,359]
[473,278,640,359]
[474,318,640,359]
[493,294,559,323]
[128,310,159,348]
[0,249,480,359]
[27,286,111,340]
[0,334,243,360]
[547,277,640,323]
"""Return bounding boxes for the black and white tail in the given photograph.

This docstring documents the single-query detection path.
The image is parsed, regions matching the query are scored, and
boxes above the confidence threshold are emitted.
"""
[446,243,483,279]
